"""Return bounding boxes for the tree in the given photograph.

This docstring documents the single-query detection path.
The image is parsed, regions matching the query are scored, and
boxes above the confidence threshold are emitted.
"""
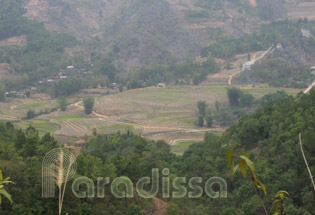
[196,116,204,127]
[197,100,208,117]
[25,91,31,98]
[215,100,220,113]
[26,109,35,119]
[166,203,180,215]
[227,87,241,106]
[226,61,232,70]
[240,92,254,107]
[58,96,67,111]
[206,115,213,128]
[83,97,94,114]
[127,204,143,215]
[0,82,5,102]
[92,128,97,136]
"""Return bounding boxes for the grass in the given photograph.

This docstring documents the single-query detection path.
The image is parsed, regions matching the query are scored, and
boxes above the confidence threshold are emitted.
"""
[180,118,196,125]
[15,103,45,110]
[153,117,171,122]
[1,83,303,142]
[56,115,87,121]
[171,140,201,156]
[99,124,142,133]
[17,120,60,135]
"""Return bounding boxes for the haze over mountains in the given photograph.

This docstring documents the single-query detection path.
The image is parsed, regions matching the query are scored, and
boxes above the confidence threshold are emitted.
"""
[21,0,314,71]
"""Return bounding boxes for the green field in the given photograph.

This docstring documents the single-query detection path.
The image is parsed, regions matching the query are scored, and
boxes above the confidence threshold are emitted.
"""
[15,103,46,110]
[56,114,88,121]
[99,123,143,133]
[0,84,302,141]
[17,120,60,135]
[171,140,201,156]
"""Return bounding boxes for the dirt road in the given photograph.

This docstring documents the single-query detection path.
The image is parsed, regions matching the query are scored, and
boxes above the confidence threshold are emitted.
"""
[202,45,274,86]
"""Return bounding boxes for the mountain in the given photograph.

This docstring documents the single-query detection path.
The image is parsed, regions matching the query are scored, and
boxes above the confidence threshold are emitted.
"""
[22,0,315,71]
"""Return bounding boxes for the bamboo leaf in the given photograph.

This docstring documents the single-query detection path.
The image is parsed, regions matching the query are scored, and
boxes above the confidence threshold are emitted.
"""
[232,164,239,180]
[257,179,267,196]
[238,160,248,178]
[226,149,234,169]
[240,155,256,179]
[0,189,13,204]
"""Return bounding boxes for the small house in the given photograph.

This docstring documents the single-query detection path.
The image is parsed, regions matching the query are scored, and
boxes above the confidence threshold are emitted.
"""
[157,83,166,88]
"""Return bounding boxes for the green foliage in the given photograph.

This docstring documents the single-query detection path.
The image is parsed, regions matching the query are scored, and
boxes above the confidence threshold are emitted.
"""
[94,58,118,81]
[57,96,67,111]
[25,91,30,98]
[227,87,242,106]
[215,100,220,113]
[166,203,181,215]
[1,89,315,214]
[0,170,14,204]
[205,115,213,128]
[197,100,208,117]
[201,20,302,59]
[0,0,77,86]
[214,109,234,126]
[127,204,143,215]
[26,109,35,119]
[227,87,255,107]
[83,96,95,115]
[240,92,254,107]
[0,82,5,101]
[126,58,218,88]
[248,59,312,88]
[196,116,204,127]
[51,77,85,98]
[226,147,267,197]
[271,191,289,215]
[257,90,288,107]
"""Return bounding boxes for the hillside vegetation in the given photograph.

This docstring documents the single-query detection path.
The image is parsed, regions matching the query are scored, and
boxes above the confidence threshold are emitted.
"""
[0,0,77,90]
[0,89,314,215]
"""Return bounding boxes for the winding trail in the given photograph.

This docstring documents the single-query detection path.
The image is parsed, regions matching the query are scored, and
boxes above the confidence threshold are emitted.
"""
[304,67,315,94]
[228,44,275,85]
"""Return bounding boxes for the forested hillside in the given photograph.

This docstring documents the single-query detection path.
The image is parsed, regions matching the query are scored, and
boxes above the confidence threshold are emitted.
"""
[20,0,315,71]
[0,0,77,90]
[1,89,314,214]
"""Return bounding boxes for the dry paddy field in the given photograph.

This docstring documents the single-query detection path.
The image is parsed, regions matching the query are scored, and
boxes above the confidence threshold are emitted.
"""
[0,47,302,153]
[287,2,315,21]
[0,84,300,154]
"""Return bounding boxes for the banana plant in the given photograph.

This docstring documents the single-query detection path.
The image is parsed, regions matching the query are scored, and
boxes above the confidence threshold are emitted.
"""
[0,170,15,204]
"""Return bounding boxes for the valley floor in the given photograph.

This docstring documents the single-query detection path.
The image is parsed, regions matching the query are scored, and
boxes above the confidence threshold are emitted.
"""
[0,50,303,155]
